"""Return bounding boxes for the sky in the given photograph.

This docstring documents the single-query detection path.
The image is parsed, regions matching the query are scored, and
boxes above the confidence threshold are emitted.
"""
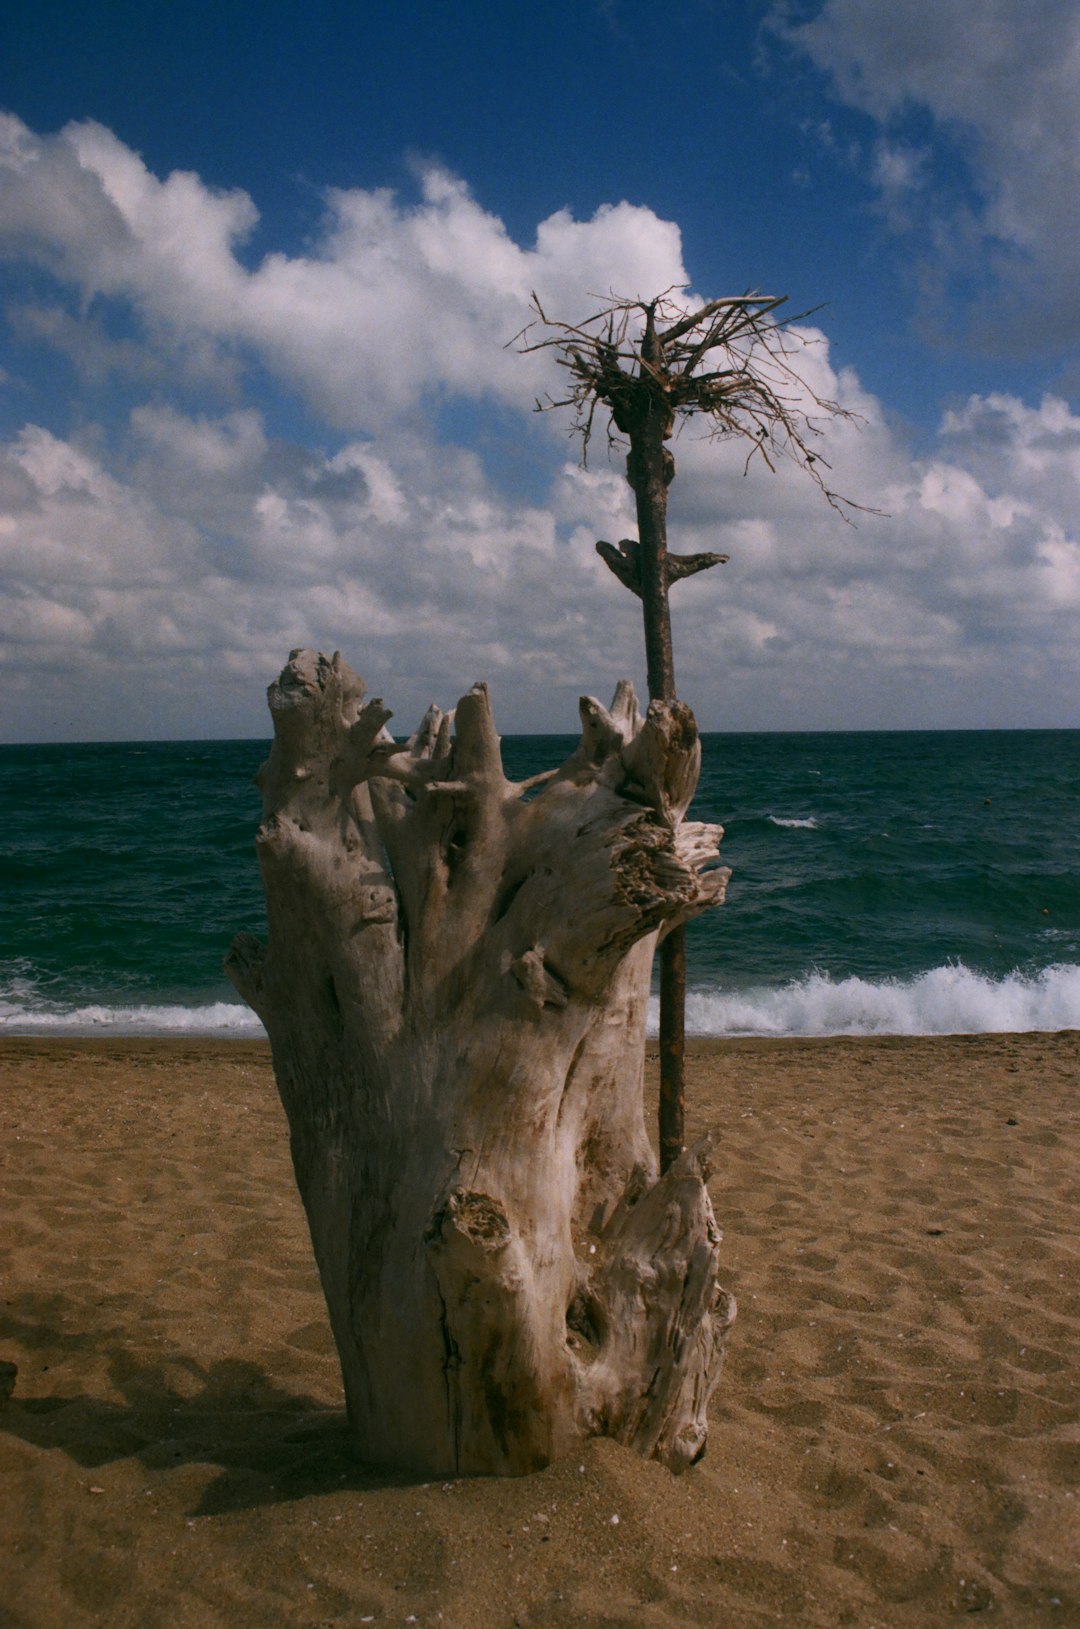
[2,0,1079,741]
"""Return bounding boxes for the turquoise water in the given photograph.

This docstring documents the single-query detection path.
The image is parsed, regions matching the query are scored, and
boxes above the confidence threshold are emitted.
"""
[1,731,1078,1037]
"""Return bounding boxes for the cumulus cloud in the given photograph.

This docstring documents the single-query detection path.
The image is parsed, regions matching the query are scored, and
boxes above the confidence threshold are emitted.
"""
[540,328,1080,726]
[0,114,687,429]
[0,409,647,739]
[4,379,1078,739]
[0,114,1078,738]
[775,0,1080,351]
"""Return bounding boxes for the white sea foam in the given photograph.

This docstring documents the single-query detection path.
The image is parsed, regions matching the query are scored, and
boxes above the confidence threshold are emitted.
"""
[767,815,818,829]
[4,963,1080,1041]
[648,962,1080,1038]
[0,998,265,1038]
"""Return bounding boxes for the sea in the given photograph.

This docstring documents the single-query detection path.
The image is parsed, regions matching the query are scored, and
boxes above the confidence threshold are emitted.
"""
[1,730,1078,1039]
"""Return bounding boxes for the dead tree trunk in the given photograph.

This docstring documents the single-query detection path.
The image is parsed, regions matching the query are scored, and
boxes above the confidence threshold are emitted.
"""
[227,648,734,1478]
[521,287,868,1181]
[623,301,690,1177]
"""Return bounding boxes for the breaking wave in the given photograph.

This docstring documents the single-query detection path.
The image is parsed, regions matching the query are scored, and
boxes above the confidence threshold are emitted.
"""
[0,993,265,1037]
[4,964,1079,1041]
[649,961,1080,1038]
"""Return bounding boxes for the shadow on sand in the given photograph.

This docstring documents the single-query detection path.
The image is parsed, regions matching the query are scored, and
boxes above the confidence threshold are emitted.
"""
[0,1293,425,1515]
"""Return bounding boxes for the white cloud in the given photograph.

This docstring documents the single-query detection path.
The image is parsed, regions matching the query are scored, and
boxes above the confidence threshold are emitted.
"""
[131,405,267,474]
[0,115,689,430]
[582,338,1080,724]
[939,392,1080,503]
[0,407,644,738]
[776,0,1080,347]
[5,367,1078,738]
[871,139,930,228]
[0,115,1078,737]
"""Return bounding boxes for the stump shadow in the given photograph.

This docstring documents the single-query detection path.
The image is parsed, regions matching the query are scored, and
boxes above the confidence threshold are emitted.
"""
[0,1293,424,1514]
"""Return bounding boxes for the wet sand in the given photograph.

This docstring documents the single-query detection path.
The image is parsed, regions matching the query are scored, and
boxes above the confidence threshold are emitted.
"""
[1,1032,1078,1627]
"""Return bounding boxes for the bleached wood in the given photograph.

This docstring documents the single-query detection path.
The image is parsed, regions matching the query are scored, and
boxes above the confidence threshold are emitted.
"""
[227,648,734,1477]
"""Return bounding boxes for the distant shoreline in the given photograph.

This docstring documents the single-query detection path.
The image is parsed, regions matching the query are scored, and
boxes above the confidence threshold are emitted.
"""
[2,1028,1077,1062]
[4,724,1080,750]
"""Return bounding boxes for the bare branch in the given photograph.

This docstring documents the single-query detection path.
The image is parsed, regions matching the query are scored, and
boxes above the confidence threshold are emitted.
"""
[596,538,730,596]
[516,287,881,518]
[666,550,729,583]
[596,538,642,598]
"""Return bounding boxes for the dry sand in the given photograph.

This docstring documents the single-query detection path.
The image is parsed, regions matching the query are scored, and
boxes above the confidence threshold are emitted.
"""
[1,1032,1077,1628]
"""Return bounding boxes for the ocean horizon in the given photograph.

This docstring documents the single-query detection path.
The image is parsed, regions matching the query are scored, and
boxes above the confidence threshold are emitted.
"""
[2,727,1078,1041]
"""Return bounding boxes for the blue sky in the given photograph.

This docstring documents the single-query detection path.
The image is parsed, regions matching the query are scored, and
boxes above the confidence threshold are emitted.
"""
[2,0,1079,739]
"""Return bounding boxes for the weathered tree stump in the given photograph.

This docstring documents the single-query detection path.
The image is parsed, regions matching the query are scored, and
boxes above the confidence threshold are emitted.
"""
[227,648,735,1477]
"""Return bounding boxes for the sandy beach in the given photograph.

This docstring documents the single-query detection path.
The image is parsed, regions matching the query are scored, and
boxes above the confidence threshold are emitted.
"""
[1,1032,1077,1628]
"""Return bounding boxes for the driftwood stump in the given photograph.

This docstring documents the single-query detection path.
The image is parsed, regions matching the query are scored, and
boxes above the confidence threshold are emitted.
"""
[227,648,735,1477]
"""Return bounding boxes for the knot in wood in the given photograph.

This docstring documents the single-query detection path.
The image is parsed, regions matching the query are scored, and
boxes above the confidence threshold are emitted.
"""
[665,700,699,754]
[612,817,695,914]
[440,1189,512,1252]
[508,947,569,1011]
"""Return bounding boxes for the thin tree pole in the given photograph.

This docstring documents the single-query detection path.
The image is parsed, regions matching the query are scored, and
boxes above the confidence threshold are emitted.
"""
[625,302,687,1171]
[517,288,871,1174]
